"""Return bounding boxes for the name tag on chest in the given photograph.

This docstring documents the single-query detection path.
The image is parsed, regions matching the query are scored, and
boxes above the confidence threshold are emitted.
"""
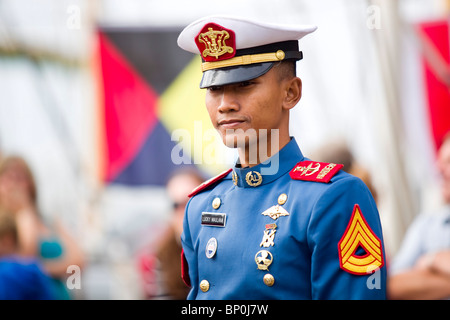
[201,212,227,227]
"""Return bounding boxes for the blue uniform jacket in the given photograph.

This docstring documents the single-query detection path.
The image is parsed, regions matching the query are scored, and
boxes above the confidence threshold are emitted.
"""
[181,138,386,299]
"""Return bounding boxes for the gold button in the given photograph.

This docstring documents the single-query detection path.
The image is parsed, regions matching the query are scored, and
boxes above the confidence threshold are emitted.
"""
[200,280,210,292]
[278,193,287,205]
[263,274,275,287]
[276,50,285,60]
[212,197,221,209]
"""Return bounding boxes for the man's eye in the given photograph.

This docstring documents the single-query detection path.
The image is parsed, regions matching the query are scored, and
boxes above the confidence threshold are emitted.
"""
[207,86,222,92]
[238,81,253,87]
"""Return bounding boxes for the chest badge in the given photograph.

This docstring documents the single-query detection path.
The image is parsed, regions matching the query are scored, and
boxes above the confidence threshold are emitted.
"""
[261,205,290,220]
[260,223,277,247]
[255,250,273,271]
[205,237,218,259]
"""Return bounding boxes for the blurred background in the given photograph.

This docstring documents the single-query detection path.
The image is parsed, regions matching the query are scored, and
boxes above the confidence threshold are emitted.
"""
[0,0,449,299]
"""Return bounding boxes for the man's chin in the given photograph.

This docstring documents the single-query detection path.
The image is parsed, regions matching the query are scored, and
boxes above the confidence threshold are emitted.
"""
[220,128,261,148]
[222,135,253,149]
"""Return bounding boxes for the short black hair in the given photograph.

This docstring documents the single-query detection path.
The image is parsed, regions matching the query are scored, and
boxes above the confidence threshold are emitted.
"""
[274,60,297,81]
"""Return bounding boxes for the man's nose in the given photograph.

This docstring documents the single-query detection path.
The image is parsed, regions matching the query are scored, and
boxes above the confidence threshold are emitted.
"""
[217,89,239,113]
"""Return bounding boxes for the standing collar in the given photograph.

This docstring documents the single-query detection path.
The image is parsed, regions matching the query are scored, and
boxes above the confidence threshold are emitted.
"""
[232,137,304,188]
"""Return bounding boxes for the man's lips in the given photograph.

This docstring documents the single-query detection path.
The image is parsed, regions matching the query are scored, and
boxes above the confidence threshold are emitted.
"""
[217,119,247,129]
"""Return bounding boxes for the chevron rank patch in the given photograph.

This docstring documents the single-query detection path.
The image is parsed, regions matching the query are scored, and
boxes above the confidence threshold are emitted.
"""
[289,161,343,183]
[338,204,384,275]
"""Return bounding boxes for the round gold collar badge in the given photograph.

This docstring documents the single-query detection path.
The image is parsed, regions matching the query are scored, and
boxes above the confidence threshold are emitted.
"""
[245,171,262,187]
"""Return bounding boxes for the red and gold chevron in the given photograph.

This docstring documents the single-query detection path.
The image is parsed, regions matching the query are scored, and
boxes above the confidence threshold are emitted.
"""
[338,204,384,275]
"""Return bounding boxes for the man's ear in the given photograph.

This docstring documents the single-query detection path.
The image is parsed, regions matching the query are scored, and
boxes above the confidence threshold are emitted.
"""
[283,77,302,110]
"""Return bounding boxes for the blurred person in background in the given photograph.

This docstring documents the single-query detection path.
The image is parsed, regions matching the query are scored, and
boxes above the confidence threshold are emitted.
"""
[388,132,450,299]
[0,206,55,299]
[139,167,204,299]
[0,156,84,299]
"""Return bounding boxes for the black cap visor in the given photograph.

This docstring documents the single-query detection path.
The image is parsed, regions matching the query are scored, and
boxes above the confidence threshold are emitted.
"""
[199,62,275,89]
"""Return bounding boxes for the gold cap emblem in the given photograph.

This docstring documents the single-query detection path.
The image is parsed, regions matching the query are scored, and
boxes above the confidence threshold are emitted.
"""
[199,28,234,59]
[195,23,236,62]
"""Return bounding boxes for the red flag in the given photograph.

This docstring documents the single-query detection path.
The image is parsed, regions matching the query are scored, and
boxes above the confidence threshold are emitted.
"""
[417,20,450,150]
[98,32,159,182]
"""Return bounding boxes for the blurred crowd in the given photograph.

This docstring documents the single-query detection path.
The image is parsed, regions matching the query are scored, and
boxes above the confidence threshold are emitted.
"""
[1,131,450,300]
[0,155,84,299]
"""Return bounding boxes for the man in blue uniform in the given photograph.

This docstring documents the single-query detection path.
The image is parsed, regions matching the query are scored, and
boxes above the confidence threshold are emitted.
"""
[177,15,386,299]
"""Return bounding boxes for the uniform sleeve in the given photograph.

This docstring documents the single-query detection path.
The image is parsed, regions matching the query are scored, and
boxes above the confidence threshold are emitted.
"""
[180,198,198,300]
[307,176,387,300]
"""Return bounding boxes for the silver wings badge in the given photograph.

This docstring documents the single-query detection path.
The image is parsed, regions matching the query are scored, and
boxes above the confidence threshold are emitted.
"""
[261,205,290,220]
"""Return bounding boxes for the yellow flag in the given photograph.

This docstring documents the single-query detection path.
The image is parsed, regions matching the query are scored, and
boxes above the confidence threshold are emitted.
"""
[158,57,233,176]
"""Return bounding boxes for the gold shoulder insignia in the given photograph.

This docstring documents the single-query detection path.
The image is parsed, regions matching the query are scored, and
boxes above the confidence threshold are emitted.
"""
[338,204,384,275]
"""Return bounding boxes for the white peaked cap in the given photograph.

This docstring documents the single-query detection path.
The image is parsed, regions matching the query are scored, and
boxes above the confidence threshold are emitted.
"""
[177,15,317,88]
[178,15,317,54]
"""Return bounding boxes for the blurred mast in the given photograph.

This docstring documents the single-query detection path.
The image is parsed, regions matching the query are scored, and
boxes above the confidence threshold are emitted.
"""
[368,0,417,253]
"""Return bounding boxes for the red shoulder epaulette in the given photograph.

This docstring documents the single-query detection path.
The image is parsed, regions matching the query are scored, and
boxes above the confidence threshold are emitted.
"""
[289,160,343,183]
[188,168,232,198]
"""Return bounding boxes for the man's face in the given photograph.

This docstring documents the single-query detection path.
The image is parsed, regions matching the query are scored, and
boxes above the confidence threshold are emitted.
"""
[205,66,289,149]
